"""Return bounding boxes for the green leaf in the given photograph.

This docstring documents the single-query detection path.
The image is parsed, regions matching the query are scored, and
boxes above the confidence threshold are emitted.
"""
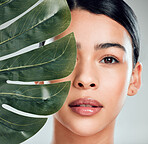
[0,81,71,115]
[0,33,76,81]
[0,81,71,144]
[0,0,39,24]
[0,0,76,143]
[0,111,47,144]
[0,0,71,57]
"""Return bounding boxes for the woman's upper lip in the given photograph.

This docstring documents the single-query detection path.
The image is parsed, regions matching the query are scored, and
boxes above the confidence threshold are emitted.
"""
[69,98,103,107]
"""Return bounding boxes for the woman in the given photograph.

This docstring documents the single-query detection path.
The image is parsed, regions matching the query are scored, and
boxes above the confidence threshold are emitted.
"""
[40,0,142,143]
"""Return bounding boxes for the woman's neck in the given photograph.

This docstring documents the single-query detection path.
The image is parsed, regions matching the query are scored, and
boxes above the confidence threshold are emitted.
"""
[51,118,115,144]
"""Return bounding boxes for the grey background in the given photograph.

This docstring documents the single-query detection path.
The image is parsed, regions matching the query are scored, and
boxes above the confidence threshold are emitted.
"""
[115,0,148,143]
[0,0,147,144]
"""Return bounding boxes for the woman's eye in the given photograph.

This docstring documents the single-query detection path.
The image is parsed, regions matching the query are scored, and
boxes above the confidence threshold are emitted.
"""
[100,57,119,64]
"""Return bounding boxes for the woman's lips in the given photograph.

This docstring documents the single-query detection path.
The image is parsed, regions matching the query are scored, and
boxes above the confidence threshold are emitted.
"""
[69,98,103,116]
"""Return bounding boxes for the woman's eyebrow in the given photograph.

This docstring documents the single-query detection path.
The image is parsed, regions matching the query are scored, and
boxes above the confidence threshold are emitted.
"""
[76,42,81,49]
[94,43,126,52]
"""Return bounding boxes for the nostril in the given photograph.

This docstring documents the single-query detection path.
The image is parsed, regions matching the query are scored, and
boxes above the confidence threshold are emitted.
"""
[90,83,96,87]
[78,83,83,87]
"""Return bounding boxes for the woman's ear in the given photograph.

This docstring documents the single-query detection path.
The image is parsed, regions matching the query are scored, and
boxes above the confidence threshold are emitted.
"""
[128,62,142,96]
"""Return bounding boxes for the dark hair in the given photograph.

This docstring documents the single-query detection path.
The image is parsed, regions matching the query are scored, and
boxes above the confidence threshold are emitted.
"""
[66,0,140,67]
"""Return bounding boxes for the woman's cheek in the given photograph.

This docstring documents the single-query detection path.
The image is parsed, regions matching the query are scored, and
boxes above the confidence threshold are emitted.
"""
[49,73,73,84]
[49,78,67,84]
[102,66,129,113]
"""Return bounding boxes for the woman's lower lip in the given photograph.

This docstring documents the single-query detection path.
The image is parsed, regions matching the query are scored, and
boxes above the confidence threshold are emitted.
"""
[70,106,102,116]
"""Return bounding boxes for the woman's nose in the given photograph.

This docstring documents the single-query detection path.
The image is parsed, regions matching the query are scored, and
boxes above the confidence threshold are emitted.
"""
[73,63,99,90]
[76,81,97,89]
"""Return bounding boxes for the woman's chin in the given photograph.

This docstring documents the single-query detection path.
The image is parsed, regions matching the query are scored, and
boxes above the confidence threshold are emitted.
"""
[70,127,99,137]
[58,116,106,137]
[70,121,103,136]
[54,104,116,137]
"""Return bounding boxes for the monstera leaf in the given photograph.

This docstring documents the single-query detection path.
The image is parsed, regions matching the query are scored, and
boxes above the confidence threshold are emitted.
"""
[0,0,76,143]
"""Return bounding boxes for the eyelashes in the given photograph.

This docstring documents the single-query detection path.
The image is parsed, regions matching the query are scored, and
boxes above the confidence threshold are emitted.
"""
[76,55,120,64]
[100,56,119,64]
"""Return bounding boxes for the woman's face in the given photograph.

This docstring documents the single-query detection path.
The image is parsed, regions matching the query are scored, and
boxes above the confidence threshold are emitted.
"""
[51,9,134,136]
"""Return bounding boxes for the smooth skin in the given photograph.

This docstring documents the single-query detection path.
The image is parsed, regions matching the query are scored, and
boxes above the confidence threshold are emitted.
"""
[50,9,142,144]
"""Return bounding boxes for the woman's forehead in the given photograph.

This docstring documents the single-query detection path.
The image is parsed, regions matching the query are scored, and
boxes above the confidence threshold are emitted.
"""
[59,10,130,38]
[55,9,132,54]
